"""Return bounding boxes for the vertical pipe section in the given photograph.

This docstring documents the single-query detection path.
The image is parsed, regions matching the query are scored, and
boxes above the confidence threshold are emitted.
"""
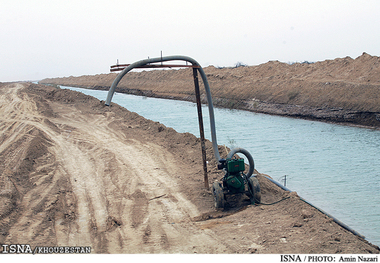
[105,55,221,162]
[196,66,220,162]
[193,68,209,189]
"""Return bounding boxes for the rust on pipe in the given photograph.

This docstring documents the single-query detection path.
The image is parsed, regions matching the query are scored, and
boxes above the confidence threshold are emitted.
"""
[110,63,200,72]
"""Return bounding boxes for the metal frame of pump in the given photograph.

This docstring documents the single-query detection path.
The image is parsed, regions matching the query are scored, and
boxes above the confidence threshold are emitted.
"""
[105,55,261,208]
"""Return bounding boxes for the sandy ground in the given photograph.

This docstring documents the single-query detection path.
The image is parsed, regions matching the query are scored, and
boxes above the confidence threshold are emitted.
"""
[0,82,379,254]
[41,52,380,128]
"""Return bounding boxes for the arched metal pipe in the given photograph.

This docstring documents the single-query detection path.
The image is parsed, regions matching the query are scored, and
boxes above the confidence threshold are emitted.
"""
[105,55,221,161]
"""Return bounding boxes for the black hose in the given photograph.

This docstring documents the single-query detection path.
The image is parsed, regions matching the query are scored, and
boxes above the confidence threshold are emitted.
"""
[259,197,290,206]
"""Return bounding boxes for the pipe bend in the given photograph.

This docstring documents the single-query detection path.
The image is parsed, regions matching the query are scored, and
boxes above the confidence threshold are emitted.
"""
[226,147,255,178]
[104,55,220,161]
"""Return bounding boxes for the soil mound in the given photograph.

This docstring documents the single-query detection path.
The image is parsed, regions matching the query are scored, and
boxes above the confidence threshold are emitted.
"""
[41,53,380,128]
[0,83,378,253]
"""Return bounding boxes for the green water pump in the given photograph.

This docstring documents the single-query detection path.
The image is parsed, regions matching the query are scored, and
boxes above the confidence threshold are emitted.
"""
[224,158,246,193]
[212,148,261,208]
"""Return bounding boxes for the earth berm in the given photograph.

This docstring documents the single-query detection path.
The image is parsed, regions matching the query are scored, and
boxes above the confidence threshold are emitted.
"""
[0,82,378,253]
[41,52,380,129]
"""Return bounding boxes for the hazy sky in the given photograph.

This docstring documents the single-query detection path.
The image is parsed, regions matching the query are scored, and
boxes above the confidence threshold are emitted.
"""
[1,0,380,82]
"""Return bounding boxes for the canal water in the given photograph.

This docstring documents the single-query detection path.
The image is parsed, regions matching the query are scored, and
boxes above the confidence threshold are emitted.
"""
[61,86,380,246]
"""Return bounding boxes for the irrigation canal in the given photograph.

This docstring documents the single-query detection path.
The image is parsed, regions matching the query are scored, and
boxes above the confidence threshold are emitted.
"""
[60,85,380,246]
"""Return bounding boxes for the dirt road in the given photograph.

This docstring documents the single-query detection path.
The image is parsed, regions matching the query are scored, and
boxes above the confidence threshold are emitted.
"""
[0,83,378,253]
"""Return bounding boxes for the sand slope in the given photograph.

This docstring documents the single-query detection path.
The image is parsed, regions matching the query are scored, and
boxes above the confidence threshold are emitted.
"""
[0,83,378,253]
[41,53,380,128]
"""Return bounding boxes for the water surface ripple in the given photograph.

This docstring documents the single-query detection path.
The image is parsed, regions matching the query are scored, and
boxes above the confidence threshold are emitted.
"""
[63,86,380,246]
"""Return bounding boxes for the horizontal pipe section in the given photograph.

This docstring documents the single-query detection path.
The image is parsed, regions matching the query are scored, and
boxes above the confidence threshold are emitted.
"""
[110,63,198,71]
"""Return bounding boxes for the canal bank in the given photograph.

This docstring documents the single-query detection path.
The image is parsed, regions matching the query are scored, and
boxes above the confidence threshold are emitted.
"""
[40,53,380,129]
[89,84,380,129]
[3,82,379,253]
[57,85,380,247]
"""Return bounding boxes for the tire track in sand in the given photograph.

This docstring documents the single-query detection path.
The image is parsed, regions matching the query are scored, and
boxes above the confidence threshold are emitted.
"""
[0,83,232,253]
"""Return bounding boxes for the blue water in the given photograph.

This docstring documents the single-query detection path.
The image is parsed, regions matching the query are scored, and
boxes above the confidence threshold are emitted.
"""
[61,86,380,246]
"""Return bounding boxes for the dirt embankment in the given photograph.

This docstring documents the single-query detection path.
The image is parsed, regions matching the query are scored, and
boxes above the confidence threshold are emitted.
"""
[41,52,380,128]
[0,82,379,253]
